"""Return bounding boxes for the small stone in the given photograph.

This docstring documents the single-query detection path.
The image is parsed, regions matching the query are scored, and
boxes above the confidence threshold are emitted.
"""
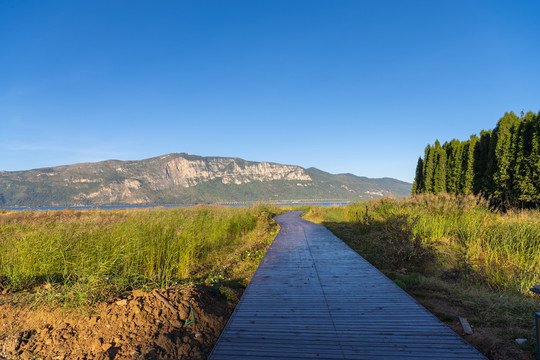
[3,338,19,353]
[459,317,473,335]
[179,306,190,319]
[102,342,113,351]
[91,337,102,351]
[515,338,527,345]
[19,350,32,360]
[116,299,129,306]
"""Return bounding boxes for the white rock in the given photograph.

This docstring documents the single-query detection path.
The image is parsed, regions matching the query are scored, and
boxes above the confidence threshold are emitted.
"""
[115,299,129,306]
[161,157,312,189]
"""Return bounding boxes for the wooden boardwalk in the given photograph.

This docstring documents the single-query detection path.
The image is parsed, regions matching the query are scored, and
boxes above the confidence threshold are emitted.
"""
[209,211,486,359]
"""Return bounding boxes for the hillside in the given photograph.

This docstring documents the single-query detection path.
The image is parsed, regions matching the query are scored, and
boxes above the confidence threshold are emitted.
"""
[0,153,411,207]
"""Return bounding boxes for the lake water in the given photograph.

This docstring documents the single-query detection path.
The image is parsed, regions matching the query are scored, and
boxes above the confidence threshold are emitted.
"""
[1,202,350,211]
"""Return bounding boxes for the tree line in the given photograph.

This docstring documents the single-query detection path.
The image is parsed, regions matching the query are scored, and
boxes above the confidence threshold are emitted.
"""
[412,111,540,206]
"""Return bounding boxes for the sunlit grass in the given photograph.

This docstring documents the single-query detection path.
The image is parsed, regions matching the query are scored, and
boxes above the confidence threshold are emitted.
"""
[305,194,540,294]
[0,205,282,307]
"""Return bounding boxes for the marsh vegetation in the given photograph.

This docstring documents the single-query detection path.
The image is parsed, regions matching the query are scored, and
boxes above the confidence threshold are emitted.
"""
[0,205,281,308]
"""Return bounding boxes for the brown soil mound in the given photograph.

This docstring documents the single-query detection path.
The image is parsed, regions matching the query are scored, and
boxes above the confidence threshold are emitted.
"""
[0,286,235,360]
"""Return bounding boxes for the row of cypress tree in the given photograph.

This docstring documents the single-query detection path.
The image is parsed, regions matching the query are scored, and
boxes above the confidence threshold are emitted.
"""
[412,111,540,206]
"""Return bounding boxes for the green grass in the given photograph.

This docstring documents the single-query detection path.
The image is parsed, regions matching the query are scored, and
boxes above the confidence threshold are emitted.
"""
[306,193,540,294]
[0,205,282,307]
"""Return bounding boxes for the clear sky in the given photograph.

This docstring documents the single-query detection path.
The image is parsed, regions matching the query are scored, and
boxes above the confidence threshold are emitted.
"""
[1,1,539,182]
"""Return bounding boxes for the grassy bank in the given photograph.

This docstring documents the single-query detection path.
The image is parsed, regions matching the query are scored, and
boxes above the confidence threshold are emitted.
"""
[306,194,540,294]
[304,194,540,358]
[0,205,282,307]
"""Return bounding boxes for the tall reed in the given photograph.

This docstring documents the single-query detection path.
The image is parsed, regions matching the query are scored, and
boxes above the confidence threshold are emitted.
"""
[0,205,279,295]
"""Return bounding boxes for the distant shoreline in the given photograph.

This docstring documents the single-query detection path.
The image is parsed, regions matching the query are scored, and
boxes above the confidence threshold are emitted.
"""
[0,201,352,211]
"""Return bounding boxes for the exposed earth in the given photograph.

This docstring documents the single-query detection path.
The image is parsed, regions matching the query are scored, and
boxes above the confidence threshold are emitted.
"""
[0,286,234,360]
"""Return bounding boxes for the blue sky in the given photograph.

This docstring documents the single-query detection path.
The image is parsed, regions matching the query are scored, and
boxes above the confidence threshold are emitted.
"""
[1,1,539,182]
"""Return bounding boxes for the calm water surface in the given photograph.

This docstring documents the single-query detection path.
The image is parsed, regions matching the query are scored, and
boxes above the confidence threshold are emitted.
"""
[1,202,350,211]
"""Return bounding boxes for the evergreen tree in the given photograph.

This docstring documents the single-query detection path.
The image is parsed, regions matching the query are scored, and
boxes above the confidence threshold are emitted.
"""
[412,157,424,194]
[513,112,536,203]
[484,126,499,197]
[532,112,540,204]
[492,112,520,203]
[422,145,435,193]
[416,110,540,205]
[433,140,447,194]
[473,130,492,195]
[461,135,478,194]
[445,139,463,194]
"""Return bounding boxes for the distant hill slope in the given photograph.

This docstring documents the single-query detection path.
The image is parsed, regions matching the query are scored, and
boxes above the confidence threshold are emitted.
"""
[0,153,411,207]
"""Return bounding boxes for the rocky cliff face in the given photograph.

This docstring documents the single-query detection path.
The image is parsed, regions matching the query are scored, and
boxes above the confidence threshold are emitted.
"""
[158,157,312,189]
[73,179,147,204]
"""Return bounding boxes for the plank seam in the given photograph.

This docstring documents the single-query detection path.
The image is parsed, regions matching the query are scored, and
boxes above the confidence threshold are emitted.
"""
[301,224,347,359]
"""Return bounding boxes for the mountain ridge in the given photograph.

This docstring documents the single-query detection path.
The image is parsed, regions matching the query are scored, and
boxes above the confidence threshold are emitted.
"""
[0,153,411,207]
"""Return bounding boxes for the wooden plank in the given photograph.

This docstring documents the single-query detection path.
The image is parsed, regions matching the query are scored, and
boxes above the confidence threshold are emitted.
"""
[209,211,486,360]
[218,331,474,341]
[215,343,485,356]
